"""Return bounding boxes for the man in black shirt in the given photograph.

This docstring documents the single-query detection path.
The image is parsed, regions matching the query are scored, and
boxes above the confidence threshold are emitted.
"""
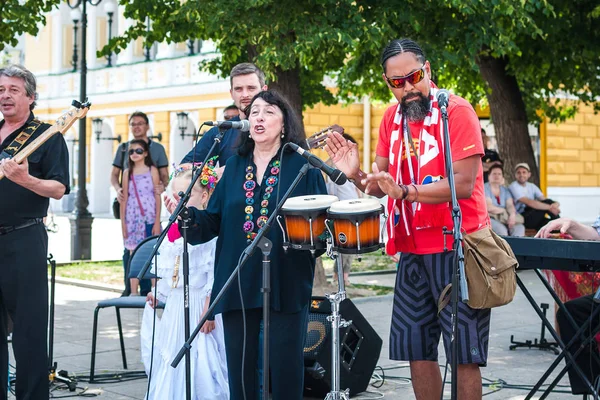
[481,128,502,182]
[0,65,70,400]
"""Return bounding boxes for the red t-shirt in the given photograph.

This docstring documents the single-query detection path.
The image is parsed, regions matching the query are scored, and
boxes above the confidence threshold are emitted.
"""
[376,96,489,254]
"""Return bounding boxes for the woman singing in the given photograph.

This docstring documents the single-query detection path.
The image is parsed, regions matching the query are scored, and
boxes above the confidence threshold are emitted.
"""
[166,90,326,400]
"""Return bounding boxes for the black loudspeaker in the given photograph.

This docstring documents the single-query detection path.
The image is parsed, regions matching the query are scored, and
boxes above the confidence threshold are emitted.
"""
[303,297,383,397]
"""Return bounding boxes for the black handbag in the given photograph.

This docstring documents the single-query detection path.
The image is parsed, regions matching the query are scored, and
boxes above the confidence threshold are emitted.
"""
[113,143,127,219]
[112,198,120,219]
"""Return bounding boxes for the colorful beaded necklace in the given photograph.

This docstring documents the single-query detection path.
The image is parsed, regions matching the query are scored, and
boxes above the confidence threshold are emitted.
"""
[242,159,281,242]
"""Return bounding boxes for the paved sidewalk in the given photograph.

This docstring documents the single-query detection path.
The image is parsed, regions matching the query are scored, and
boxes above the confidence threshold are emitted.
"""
[7,269,579,399]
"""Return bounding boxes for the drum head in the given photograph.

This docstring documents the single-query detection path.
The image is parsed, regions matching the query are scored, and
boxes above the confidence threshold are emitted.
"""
[282,195,339,211]
[328,198,382,214]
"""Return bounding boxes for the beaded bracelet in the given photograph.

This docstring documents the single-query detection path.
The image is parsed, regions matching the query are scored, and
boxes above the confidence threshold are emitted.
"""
[399,184,409,200]
[410,184,419,202]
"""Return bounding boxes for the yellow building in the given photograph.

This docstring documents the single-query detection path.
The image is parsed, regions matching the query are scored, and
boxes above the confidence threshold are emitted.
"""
[4,2,599,221]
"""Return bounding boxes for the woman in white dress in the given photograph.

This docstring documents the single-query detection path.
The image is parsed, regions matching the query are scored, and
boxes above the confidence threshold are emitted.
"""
[141,160,228,400]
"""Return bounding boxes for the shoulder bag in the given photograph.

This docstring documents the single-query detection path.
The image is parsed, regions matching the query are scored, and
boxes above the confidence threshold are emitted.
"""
[438,227,519,311]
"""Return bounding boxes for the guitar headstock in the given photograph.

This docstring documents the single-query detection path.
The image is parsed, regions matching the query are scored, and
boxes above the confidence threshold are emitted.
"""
[55,100,92,134]
[305,124,345,150]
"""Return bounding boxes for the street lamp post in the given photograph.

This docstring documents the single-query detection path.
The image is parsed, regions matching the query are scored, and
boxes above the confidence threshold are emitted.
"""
[70,9,80,72]
[67,0,115,260]
[144,17,152,62]
[93,118,122,143]
[176,112,197,140]
[104,1,115,67]
[176,111,189,139]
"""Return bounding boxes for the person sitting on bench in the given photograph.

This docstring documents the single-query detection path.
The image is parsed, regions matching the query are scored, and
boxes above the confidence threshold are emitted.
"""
[509,162,560,230]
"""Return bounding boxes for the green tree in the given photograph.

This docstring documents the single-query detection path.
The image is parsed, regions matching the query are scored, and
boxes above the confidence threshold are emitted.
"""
[104,0,600,184]
[0,0,59,51]
[4,1,599,183]
[339,0,600,184]
[102,0,381,116]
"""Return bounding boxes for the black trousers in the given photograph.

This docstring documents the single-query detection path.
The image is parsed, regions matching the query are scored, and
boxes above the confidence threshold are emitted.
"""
[556,294,600,394]
[523,199,560,230]
[222,306,309,400]
[0,223,49,400]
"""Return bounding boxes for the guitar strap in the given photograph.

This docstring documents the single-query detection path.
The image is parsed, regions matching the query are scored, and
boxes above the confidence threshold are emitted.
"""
[0,119,43,161]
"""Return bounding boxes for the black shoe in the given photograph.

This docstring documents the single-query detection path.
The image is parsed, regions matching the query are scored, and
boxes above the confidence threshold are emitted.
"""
[120,289,131,297]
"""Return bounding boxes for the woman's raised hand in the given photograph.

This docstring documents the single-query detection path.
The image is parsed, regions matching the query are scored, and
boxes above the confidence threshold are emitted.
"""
[324,131,360,179]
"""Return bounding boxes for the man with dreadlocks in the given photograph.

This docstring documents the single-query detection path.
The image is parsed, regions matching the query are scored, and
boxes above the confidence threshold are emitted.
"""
[325,39,489,399]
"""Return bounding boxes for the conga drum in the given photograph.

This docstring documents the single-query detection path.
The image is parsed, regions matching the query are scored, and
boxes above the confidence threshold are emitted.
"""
[277,195,339,252]
[327,199,384,254]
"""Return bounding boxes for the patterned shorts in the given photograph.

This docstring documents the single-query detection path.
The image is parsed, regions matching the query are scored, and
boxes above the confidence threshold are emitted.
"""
[389,252,490,365]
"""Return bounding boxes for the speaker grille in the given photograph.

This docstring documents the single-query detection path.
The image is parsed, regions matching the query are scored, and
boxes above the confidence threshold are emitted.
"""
[304,311,331,360]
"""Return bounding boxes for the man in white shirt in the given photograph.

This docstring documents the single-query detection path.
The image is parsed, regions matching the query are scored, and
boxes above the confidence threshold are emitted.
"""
[508,162,560,230]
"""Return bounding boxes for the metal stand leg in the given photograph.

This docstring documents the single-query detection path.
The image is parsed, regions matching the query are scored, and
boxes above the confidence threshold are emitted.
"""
[509,303,559,354]
[325,252,351,400]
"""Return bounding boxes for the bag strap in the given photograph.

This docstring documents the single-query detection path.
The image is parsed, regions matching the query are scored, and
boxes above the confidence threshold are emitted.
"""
[130,173,146,218]
[437,283,452,315]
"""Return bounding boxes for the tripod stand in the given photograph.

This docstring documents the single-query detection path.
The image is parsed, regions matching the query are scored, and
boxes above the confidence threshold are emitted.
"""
[324,248,351,400]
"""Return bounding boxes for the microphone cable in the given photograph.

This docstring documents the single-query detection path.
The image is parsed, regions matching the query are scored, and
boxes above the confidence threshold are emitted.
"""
[190,123,207,171]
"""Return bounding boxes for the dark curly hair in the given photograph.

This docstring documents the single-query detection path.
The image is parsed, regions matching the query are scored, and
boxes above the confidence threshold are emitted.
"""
[238,90,306,156]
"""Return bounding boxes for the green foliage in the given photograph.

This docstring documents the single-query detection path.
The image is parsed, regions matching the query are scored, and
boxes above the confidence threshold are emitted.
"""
[3,0,594,125]
[0,0,60,51]
[101,0,382,108]
[100,0,599,122]
[341,0,600,124]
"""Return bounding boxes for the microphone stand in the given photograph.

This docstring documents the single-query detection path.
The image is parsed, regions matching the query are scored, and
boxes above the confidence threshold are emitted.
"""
[439,102,469,400]
[137,124,225,400]
[172,162,312,400]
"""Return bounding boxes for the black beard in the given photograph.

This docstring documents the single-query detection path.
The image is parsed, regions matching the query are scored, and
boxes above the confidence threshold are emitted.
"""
[401,93,430,122]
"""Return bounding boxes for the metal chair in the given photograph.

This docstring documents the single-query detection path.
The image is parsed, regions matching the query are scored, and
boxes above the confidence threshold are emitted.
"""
[89,235,165,382]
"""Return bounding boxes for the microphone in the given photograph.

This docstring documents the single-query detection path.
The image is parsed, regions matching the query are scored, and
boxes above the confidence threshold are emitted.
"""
[205,120,250,132]
[288,143,347,185]
[436,89,450,109]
